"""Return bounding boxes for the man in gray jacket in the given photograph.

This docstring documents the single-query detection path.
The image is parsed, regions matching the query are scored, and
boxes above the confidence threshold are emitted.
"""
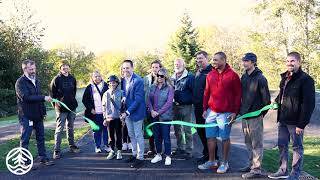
[238,53,271,178]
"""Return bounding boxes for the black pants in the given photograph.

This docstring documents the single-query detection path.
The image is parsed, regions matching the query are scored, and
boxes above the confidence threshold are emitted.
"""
[109,119,123,150]
[194,104,218,160]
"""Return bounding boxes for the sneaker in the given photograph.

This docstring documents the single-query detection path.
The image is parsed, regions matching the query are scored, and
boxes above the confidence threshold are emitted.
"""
[242,171,264,179]
[128,143,133,150]
[198,160,219,170]
[122,143,128,151]
[116,150,122,160]
[238,165,251,172]
[151,154,162,164]
[268,170,289,179]
[95,147,102,153]
[125,155,136,163]
[40,158,54,166]
[103,145,112,153]
[165,156,171,166]
[217,161,229,174]
[53,151,61,159]
[130,159,144,168]
[172,149,185,155]
[147,150,155,157]
[69,145,80,153]
[106,150,116,160]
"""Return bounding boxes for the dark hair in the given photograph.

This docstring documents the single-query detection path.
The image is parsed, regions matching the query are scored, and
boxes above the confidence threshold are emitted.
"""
[214,51,227,60]
[287,51,301,61]
[151,60,162,68]
[122,59,134,67]
[195,50,208,58]
[21,59,35,70]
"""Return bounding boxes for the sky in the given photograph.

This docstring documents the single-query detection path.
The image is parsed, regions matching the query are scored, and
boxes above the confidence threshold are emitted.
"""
[0,0,256,54]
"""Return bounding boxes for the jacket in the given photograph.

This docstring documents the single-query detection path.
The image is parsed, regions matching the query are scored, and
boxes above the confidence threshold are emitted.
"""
[50,73,78,112]
[121,73,146,121]
[148,83,174,121]
[192,64,213,106]
[82,81,108,122]
[15,75,46,121]
[240,67,271,117]
[171,69,194,105]
[275,68,315,129]
[102,86,124,119]
[203,64,242,114]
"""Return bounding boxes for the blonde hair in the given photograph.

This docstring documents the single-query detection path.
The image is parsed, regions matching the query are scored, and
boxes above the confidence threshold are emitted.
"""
[154,68,173,87]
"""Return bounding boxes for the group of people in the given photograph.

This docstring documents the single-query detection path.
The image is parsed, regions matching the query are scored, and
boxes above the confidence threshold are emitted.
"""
[15,50,315,180]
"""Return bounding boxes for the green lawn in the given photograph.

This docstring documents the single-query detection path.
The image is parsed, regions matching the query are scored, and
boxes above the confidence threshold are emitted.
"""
[0,125,90,170]
[263,136,320,178]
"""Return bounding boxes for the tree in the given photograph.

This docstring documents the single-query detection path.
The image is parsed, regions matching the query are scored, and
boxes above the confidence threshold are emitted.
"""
[165,11,201,73]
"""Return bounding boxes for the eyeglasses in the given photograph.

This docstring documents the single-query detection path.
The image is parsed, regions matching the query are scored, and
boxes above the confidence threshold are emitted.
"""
[157,74,165,78]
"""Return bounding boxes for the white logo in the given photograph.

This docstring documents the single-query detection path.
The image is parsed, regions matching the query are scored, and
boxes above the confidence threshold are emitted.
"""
[6,147,33,175]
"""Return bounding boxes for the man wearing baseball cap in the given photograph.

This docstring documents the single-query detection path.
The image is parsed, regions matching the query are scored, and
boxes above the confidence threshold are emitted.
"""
[238,53,271,178]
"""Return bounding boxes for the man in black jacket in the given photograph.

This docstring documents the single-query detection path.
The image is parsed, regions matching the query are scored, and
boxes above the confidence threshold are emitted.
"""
[192,51,217,163]
[268,52,315,180]
[15,59,54,166]
[50,60,79,159]
[238,53,271,178]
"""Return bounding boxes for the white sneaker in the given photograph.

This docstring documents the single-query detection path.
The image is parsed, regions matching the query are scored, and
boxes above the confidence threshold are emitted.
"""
[151,154,162,164]
[217,161,229,174]
[104,145,112,153]
[165,156,171,166]
[95,147,102,153]
[116,150,122,160]
[106,150,115,160]
[128,143,133,150]
[122,143,128,151]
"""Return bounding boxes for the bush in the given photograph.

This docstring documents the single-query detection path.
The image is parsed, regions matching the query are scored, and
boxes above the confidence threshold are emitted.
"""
[0,89,16,117]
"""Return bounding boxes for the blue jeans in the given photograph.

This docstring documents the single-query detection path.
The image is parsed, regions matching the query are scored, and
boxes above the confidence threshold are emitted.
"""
[93,114,108,148]
[125,118,144,160]
[20,116,47,160]
[152,118,171,156]
[278,123,304,177]
[54,111,76,151]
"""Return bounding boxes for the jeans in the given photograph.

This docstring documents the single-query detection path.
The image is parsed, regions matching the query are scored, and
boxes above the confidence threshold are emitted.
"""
[152,118,171,156]
[20,117,47,160]
[54,111,76,151]
[278,123,304,177]
[125,118,144,160]
[93,114,108,148]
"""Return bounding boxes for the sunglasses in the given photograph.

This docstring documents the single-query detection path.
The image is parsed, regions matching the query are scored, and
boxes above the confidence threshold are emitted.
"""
[157,74,165,78]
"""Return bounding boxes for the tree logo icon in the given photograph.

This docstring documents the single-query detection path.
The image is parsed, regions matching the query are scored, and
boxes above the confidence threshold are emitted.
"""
[6,147,33,175]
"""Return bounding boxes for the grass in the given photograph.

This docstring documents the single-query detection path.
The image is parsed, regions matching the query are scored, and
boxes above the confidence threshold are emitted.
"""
[0,125,90,170]
[263,136,320,178]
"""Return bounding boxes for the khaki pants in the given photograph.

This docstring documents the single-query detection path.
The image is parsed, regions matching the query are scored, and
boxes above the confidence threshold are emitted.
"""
[242,115,264,172]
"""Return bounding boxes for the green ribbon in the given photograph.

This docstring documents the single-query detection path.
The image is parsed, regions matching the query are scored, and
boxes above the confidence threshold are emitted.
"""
[145,103,278,137]
[52,98,100,131]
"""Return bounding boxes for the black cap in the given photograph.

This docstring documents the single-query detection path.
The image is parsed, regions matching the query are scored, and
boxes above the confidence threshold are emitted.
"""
[107,75,119,83]
[242,53,257,62]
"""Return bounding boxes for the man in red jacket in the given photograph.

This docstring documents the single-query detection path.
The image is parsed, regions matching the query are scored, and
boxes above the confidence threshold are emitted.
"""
[198,52,241,174]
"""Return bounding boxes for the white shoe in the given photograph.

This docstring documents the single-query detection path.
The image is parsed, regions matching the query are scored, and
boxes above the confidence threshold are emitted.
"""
[116,150,122,160]
[128,143,133,150]
[104,145,112,153]
[165,156,171,166]
[95,147,102,153]
[151,154,162,164]
[106,150,115,160]
[122,143,128,151]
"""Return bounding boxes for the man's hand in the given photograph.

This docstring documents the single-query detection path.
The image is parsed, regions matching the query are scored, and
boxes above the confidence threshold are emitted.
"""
[44,96,52,102]
[103,120,109,127]
[91,109,96,115]
[202,111,207,119]
[296,127,304,135]
[228,113,237,124]
[120,113,127,120]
